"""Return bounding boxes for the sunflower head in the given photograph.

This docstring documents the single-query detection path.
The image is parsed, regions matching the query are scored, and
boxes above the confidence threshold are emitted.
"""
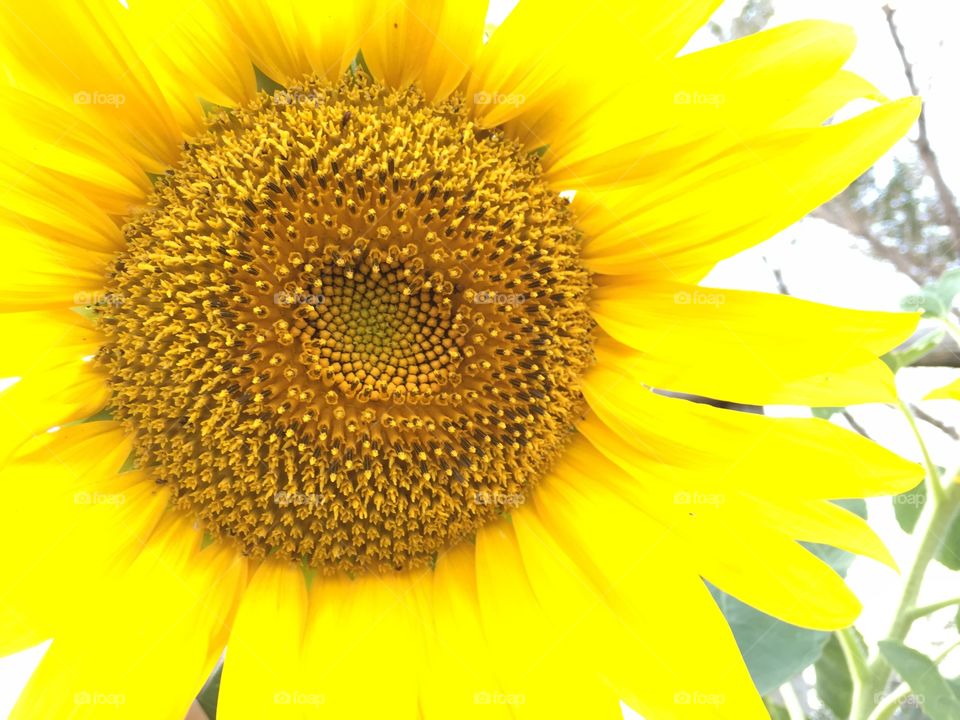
[0,1,924,719]
[96,71,593,573]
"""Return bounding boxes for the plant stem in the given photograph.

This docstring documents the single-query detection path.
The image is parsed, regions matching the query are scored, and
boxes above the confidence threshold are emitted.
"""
[866,681,912,720]
[907,595,960,620]
[941,316,960,347]
[851,481,960,720]
[778,680,806,720]
[838,626,870,718]
[865,638,960,720]
[897,398,945,506]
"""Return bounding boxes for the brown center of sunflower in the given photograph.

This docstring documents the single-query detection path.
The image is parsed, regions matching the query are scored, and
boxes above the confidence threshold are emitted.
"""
[97,73,594,573]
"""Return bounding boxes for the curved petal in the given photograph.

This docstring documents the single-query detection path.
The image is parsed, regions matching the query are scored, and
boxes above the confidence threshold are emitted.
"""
[927,377,960,401]
[0,422,167,656]
[299,571,428,718]
[0,87,150,216]
[218,560,309,720]
[475,521,627,719]
[544,436,863,631]
[0,0,252,171]
[546,21,858,178]
[466,0,720,136]
[209,0,369,85]
[590,282,917,405]
[580,372,923,501]
[511,497,767,718]
[576,97,921,279]
[421,543,512,720]
[362,0,489,102]
[0,311,102,379]
[10,514,246,720]
[0,359,109,463]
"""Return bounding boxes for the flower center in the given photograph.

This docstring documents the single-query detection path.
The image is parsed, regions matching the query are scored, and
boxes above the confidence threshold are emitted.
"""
[97,74,594,573]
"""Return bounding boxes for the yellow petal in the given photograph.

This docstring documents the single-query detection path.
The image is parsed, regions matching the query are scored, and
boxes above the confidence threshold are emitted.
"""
[590,283,916,405]
[10,513,245,720]
[421,543,513,720]
[547,21,859,179]
[0,360,109,462]
[363,0,488,102]
[580,378,922,500]
[512,498,768,718]
[0,422,163,656]
[550,437,862,631]
[210,0,369,85]
[775,70,887,129]
[0,87,150,216]
[300,572,427,718]
[746,496,896,570]
[120,0,256,111]
[466,0,720,133]
[926,377,960,401]
[475,520,627,719]
[218,560,309,720]
[0,474,169,657]
[578,97,921,280]
[0,311,102,379]
[0,0,249,171]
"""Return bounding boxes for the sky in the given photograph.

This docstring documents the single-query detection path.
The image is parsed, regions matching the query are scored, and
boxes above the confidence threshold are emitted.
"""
[1,0,959,717]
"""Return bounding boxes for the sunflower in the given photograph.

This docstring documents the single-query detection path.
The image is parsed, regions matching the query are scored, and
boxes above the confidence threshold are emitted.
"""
[0,0,923,718]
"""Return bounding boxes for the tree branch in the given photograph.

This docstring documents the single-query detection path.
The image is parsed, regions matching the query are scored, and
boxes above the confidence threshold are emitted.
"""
[883,4,960,248]
[811,204,927,284]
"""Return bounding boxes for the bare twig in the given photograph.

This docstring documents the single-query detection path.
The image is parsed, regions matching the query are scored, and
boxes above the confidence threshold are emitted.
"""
[910,403,960,441]
[811,204,926,284]
[841,410,872,439]
[883,4,960,248]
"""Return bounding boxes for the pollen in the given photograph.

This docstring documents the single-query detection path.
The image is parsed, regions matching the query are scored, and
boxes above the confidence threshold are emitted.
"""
[96,74,594,573]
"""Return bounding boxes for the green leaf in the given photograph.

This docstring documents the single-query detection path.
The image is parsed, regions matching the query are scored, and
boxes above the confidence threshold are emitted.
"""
[878,640,960,720]
[253,65,286,95]
[716,500,863,695]
[902,268,960,319]
[713,588,830,695]
[893,481,928,533]
[196,663,222,719]
[815,632,862,718]
[936,511,960,570]
[883,328,946,371]
[811,406,843,420]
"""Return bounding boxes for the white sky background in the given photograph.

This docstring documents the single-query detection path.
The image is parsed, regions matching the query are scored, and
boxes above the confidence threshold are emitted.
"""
[1,0,959,717]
